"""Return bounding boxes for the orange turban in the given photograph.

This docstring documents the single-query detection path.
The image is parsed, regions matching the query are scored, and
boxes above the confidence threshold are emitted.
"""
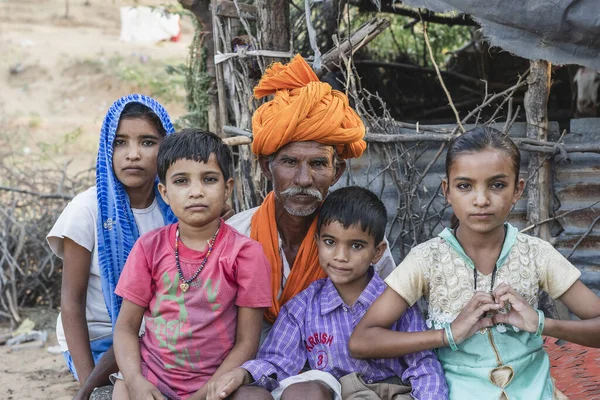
[251,55,366,159]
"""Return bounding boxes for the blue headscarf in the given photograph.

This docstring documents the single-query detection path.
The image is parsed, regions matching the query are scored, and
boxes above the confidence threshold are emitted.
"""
[96,94,177,327]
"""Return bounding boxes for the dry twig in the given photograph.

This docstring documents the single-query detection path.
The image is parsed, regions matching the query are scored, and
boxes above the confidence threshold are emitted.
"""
[421,16,465,134]
[520,200,600,233]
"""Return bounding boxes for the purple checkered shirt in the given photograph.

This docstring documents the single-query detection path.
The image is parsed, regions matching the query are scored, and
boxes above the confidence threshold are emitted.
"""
[242,273,449,400]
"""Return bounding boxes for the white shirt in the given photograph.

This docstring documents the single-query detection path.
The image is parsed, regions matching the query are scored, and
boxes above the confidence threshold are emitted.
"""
[47,186,165,352]
[226,206,397,339]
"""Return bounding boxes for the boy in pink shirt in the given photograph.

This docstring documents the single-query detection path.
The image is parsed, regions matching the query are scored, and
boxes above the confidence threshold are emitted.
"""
[112,129,272,400]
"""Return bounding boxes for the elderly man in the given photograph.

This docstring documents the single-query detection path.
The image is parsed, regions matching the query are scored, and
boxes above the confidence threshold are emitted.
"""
[215,55,396,400]
[227,55,395,332]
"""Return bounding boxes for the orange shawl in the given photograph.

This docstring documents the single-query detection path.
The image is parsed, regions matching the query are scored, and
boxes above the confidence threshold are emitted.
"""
[250,192,326,323]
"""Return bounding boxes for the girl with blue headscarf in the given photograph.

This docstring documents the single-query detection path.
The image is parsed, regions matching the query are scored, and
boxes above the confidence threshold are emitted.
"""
[47,95,177,390]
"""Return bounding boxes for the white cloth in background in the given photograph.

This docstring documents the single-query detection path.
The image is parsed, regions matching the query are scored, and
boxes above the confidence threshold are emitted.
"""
[120,6,180,44]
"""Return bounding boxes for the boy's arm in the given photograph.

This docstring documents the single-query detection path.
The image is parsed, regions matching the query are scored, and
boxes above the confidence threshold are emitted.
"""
[205,304,309,400]
[61,238,95,384]
[397,305,449,400]
[189,307,264,400]
[114,299,163,399]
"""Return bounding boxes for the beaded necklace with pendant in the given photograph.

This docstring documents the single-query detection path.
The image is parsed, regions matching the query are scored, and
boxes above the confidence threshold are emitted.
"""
[175,222,220,293]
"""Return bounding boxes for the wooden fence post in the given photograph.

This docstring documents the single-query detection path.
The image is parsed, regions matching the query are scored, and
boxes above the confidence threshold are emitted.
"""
[524,60,568,319]
[525,60,552,240]
[179,0,221,133]
[255,0,290,66]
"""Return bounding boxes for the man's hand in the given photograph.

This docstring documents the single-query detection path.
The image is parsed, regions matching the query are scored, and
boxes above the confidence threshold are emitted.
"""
[206,368,251,400]
[126,375,164,400]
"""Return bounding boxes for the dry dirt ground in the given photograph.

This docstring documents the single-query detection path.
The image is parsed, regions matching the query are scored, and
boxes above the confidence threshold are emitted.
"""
[0,0,193,397]
[0,0,192,173]
[0,308,79,399]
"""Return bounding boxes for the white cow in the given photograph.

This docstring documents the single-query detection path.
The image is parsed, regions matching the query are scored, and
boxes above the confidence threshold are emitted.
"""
[574,67,600,117]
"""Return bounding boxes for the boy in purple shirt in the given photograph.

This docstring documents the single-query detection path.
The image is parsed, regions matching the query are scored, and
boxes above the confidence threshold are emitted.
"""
[208,187,448,400]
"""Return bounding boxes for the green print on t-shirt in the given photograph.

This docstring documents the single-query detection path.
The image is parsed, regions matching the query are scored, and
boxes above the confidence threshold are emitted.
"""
[203,278,221,311]
[151,271,200,369]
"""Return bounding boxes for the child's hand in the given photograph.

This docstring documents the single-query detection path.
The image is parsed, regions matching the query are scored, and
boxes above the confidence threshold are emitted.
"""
[126,375,164,400]
[207,368,250,400]
[492,283,539,333]
[451,291,501,344]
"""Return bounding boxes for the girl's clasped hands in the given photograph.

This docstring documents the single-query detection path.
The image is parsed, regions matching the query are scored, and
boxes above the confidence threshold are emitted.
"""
[451,283,541,345]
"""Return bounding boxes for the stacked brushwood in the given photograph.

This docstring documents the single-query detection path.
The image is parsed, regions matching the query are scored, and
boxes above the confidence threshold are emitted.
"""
[0,131,93,326]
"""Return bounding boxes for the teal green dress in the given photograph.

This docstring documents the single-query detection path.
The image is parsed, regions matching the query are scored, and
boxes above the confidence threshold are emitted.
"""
[385,224,581,399]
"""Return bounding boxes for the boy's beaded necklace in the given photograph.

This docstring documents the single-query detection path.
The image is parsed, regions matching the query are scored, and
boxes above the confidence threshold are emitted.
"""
[175,222,221,293]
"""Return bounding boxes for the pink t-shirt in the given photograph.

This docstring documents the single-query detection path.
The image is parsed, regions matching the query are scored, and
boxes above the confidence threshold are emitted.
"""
[116,221,272,399]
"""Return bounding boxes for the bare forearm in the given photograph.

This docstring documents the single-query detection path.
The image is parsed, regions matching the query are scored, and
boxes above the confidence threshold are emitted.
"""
[544,317,600,348]
[62,307,94,383]
[74,346,118,400]
[188,344,257,400]
[350,327,445,359]
[114,328,143,381]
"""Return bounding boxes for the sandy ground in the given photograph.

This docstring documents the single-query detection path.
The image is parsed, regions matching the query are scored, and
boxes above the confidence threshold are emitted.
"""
[0,308,78,399]
[0,0,192,173]
[0,0,193,397]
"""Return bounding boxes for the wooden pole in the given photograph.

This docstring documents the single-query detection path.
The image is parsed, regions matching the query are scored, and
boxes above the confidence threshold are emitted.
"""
[210,0,229,136]
[525,60,552,240]
[255,0,290,66]
[317,18,390,77]
[229,0,290,210]
[524,60,567,319]
[179,0,220,134]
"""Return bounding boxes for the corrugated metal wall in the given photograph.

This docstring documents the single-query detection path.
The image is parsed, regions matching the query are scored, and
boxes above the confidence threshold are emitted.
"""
[555,119,600,293]
[334,120,600,294]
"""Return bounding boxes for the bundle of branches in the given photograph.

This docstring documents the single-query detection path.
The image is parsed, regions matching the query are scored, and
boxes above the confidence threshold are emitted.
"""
[0,131,93,325]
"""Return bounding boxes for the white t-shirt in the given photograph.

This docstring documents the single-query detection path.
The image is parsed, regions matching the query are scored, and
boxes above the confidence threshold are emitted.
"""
[47,186,165,352]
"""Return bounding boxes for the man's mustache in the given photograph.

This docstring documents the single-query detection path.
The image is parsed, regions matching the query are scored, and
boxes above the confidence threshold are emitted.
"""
[280,187,323,201]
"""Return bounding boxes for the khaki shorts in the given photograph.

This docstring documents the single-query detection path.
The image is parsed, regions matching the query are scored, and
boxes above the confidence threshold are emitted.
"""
[271,371,412,400]
[340,372,413,400]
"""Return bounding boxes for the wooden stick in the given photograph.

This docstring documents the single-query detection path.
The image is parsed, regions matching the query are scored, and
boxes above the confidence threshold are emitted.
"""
[222,136,252,146]
[317,18,390,77]
[520,200,600,233]
[0,186,73,200]
[218,127,600,153]
[525,60,552,241]
[363,132,600,153]
[348,0,477,26]
[567,215,600,259]
[453,74,528,134]
[421,18,465,134]
[210,6,229,136]
[223,125,252,137]
[353,60,509,90]
[215,0,256,20]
